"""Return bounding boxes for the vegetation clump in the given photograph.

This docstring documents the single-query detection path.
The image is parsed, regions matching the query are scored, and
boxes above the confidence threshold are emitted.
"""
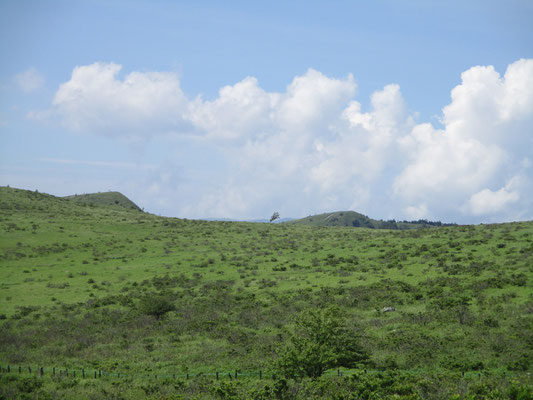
[276,306,368,379]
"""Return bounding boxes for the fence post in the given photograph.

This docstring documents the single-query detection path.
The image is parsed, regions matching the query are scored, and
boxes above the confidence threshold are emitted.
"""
[40,368,43,377]
[94,371,97,379]
[7,365,10,373]
[216,372,219,380]
[186,373,189,380]
[82,369,85,378]
[259,370,262,380]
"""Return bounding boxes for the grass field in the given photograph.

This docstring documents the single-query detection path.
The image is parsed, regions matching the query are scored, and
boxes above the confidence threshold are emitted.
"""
[0,186,532,399]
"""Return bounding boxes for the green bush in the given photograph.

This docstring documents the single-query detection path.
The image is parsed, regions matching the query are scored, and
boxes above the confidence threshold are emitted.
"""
[138,293,176,319]
[275,306,368,379]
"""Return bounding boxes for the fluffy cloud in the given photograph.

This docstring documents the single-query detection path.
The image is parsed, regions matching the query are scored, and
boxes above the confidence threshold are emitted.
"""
[49,60,533,222]
[14,67,44,92]
[465,187,519,216]
[53,63,189,142]
[394,59,533,221]
[188,76,276,141]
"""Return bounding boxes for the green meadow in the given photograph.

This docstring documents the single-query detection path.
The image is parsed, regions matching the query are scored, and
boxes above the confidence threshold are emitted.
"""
[0,186,532,399]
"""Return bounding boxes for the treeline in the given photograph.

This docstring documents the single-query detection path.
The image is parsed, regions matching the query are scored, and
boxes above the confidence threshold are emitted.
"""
[378,218,458,229]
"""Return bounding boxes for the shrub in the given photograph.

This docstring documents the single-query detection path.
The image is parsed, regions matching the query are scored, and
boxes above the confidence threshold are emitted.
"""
[138,293,176,319]
[276,306,368,379]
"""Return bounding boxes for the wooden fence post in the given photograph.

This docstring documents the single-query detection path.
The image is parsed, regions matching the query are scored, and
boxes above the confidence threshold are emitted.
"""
[94,371,97,379]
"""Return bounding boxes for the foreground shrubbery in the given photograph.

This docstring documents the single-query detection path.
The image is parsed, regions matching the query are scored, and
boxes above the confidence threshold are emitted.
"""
[1,370,532,399]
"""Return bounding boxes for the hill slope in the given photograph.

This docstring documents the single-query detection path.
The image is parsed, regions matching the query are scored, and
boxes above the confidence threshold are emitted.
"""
[0,186,532,398]
[287,210,453,229]
[64,191,142,211]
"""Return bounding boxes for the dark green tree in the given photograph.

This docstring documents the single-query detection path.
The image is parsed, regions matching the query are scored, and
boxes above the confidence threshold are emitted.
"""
[276,306,368,379]
[138,293,175,319]
[270,212,280,223]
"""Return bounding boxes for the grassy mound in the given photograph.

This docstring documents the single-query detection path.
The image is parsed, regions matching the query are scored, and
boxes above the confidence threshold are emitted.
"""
[64,191,142,211]
[287,210,455,230]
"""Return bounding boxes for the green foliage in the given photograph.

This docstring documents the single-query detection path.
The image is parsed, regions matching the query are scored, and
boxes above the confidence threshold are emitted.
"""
[276,306,368,379]
[138,293,175,319]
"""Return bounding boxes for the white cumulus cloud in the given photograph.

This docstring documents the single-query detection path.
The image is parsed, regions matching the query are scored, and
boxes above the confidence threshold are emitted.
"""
[465,186,519,216]
[52,62,189,143]
[48,60,533,222]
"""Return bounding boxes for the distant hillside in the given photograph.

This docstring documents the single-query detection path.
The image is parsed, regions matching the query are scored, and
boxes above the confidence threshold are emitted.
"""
[286,210,455,229]
[64,191,142,211]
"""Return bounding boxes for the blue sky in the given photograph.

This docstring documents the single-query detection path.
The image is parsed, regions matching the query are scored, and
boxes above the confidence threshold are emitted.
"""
[1,0,532,223]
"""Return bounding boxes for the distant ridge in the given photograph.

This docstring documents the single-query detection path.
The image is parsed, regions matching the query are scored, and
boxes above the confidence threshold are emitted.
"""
[64,191,142,211]
[285,210,455,230]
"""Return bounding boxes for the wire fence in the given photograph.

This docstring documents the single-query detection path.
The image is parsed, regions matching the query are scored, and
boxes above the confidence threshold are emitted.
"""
[0,363,524,382]
[0,364,274,381]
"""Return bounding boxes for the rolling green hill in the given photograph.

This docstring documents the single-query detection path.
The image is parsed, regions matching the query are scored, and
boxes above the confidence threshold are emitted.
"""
[286,210,453,229]
[64,191,142,211]
[0,186,532,399]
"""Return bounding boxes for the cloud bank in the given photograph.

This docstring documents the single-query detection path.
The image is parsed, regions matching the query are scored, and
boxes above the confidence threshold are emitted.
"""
[50,60,533,222]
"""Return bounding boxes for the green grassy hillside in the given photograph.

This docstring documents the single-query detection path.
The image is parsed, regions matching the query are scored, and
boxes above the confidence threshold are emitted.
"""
[64,191,142,211]
[287,210,454,230]
[0,186,532,399]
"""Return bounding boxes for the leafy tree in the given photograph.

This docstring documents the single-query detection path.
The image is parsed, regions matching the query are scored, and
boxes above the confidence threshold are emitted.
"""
[276,306,368,379]
[270,212,280,223]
